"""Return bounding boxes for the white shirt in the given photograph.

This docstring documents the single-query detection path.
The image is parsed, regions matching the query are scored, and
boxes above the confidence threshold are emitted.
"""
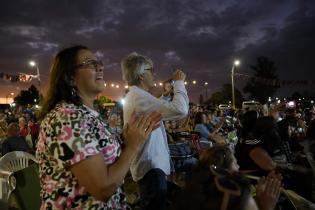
[123,80,189,181]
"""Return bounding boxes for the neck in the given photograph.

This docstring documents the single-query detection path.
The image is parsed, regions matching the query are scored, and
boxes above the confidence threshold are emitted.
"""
[78,92,96,110]
[138,83,149,91]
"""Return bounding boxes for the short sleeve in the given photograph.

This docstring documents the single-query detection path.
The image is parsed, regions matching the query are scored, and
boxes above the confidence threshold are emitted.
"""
[47,107,101,166]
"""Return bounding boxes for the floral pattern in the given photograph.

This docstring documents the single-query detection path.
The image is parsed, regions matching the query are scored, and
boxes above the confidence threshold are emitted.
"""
[36,102,126,210]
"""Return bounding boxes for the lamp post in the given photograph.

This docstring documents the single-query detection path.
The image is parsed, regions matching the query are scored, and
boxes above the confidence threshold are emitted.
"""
[231,60,240,109]
[204,82,208,100]
[29,61,41,89]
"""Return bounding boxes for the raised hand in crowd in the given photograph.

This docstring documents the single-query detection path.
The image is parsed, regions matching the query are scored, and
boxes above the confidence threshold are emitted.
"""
[255,171,282,210]
[173,69,186,81]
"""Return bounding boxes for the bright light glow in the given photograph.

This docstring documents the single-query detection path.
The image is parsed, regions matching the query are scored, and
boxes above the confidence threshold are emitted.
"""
[204,82,208,85]
[34,99,37,102]
[124,85,129,89]
[111,84,115,87]
[276,97,279,100]
[159,83,163,86]
[184,81,187,85]
[229,101,231,104]
[104,83,107,87]
[120,98,125,105]
[284,98,286,101]
[311,100,314,104]
[268,98,272,102]
[10,92,14,96]
[234,60,240,66]
[35,105,39,109]
[10,102,16,107]
[29,61,36,67]
[192,80,196,84]
[299,98,301,101]
[154,83,157,87]
[277,100,281,104]
[116,85,120,88]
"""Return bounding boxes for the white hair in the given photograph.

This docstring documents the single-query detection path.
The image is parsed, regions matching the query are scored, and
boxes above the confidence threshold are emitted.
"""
[121,52,153,86]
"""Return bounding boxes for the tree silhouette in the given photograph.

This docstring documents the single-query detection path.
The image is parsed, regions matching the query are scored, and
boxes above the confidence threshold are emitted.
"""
[206,84,244,108]
[244,56,279,104]
[14,85,40,106]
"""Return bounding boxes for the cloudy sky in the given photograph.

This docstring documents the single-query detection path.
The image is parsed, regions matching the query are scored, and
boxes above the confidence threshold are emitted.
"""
[0,0,314,102]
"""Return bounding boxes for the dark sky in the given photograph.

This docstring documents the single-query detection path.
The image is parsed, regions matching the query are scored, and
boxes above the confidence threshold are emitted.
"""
[0,0,315,102]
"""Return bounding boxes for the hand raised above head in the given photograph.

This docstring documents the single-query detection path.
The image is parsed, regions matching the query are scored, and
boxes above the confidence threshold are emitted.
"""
[123,111,162,151]
[172,69,186,81]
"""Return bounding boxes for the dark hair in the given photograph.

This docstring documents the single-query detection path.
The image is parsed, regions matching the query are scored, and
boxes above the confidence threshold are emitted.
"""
[172,168,251,210]
[39,45,88,119]
[241,111,258,134]
[194,112,205,124]
[253,116,277,137]
[199,146,234,170]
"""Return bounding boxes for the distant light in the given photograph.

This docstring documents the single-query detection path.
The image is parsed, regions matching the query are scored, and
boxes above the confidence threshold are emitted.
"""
[204,82,208,85]
[29,61,36,67]
[111,84,115,87]
[34,99,37,102]
[311,100,314,104]
[299,98,301,101]
[268,97,272,102]
[159,82,163,86]
[184,81,187,85]
[124,85,129,89]
[10,92,14,96]
[104,83,107,87]
[303,97,305,100]
[234,60,240,66]
[284,98,286,101]
[277,100,281,104]
[192,80,196,84]
[276,97,279,100]
[116,85,120,88]
[35,104,39,109]
[120,98,125,105]
[154,83,157,87]
[10,102,16,107]
[228,101,231,104]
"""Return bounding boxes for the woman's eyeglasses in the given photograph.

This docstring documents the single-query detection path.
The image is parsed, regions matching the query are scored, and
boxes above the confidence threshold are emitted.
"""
[75,59,104,71]
[210,165,241,210]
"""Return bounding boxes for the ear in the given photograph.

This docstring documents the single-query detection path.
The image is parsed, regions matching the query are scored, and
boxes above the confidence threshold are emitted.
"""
[138,74,144,81]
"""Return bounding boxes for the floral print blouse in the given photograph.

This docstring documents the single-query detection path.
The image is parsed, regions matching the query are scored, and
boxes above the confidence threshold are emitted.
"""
[36,102,126,210]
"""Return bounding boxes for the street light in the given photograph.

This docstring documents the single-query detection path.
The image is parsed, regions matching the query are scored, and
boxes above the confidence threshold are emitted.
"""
[231,59,240,109]
[29,60,41,88]
[204,82,208,100]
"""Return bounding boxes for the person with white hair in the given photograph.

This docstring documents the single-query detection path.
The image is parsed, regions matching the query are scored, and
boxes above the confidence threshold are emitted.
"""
[121,52,189,210]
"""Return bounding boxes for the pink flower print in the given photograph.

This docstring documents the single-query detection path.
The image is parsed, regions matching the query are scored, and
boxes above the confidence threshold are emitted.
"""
[85,146,97,155]
[80,120,88,129]
[61,107,74,115]
[58,126,73,141]
[102,145,117,163]
[71,151,85,164]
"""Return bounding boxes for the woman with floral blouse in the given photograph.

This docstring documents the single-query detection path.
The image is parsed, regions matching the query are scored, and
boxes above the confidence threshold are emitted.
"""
[37,45,161,210]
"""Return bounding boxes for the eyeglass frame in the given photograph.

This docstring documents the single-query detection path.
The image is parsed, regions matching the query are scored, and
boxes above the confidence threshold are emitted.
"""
[75,59,104,71]
[210,165,241,210]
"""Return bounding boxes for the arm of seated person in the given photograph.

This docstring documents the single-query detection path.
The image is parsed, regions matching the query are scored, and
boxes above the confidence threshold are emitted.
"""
[249,147,276,172]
